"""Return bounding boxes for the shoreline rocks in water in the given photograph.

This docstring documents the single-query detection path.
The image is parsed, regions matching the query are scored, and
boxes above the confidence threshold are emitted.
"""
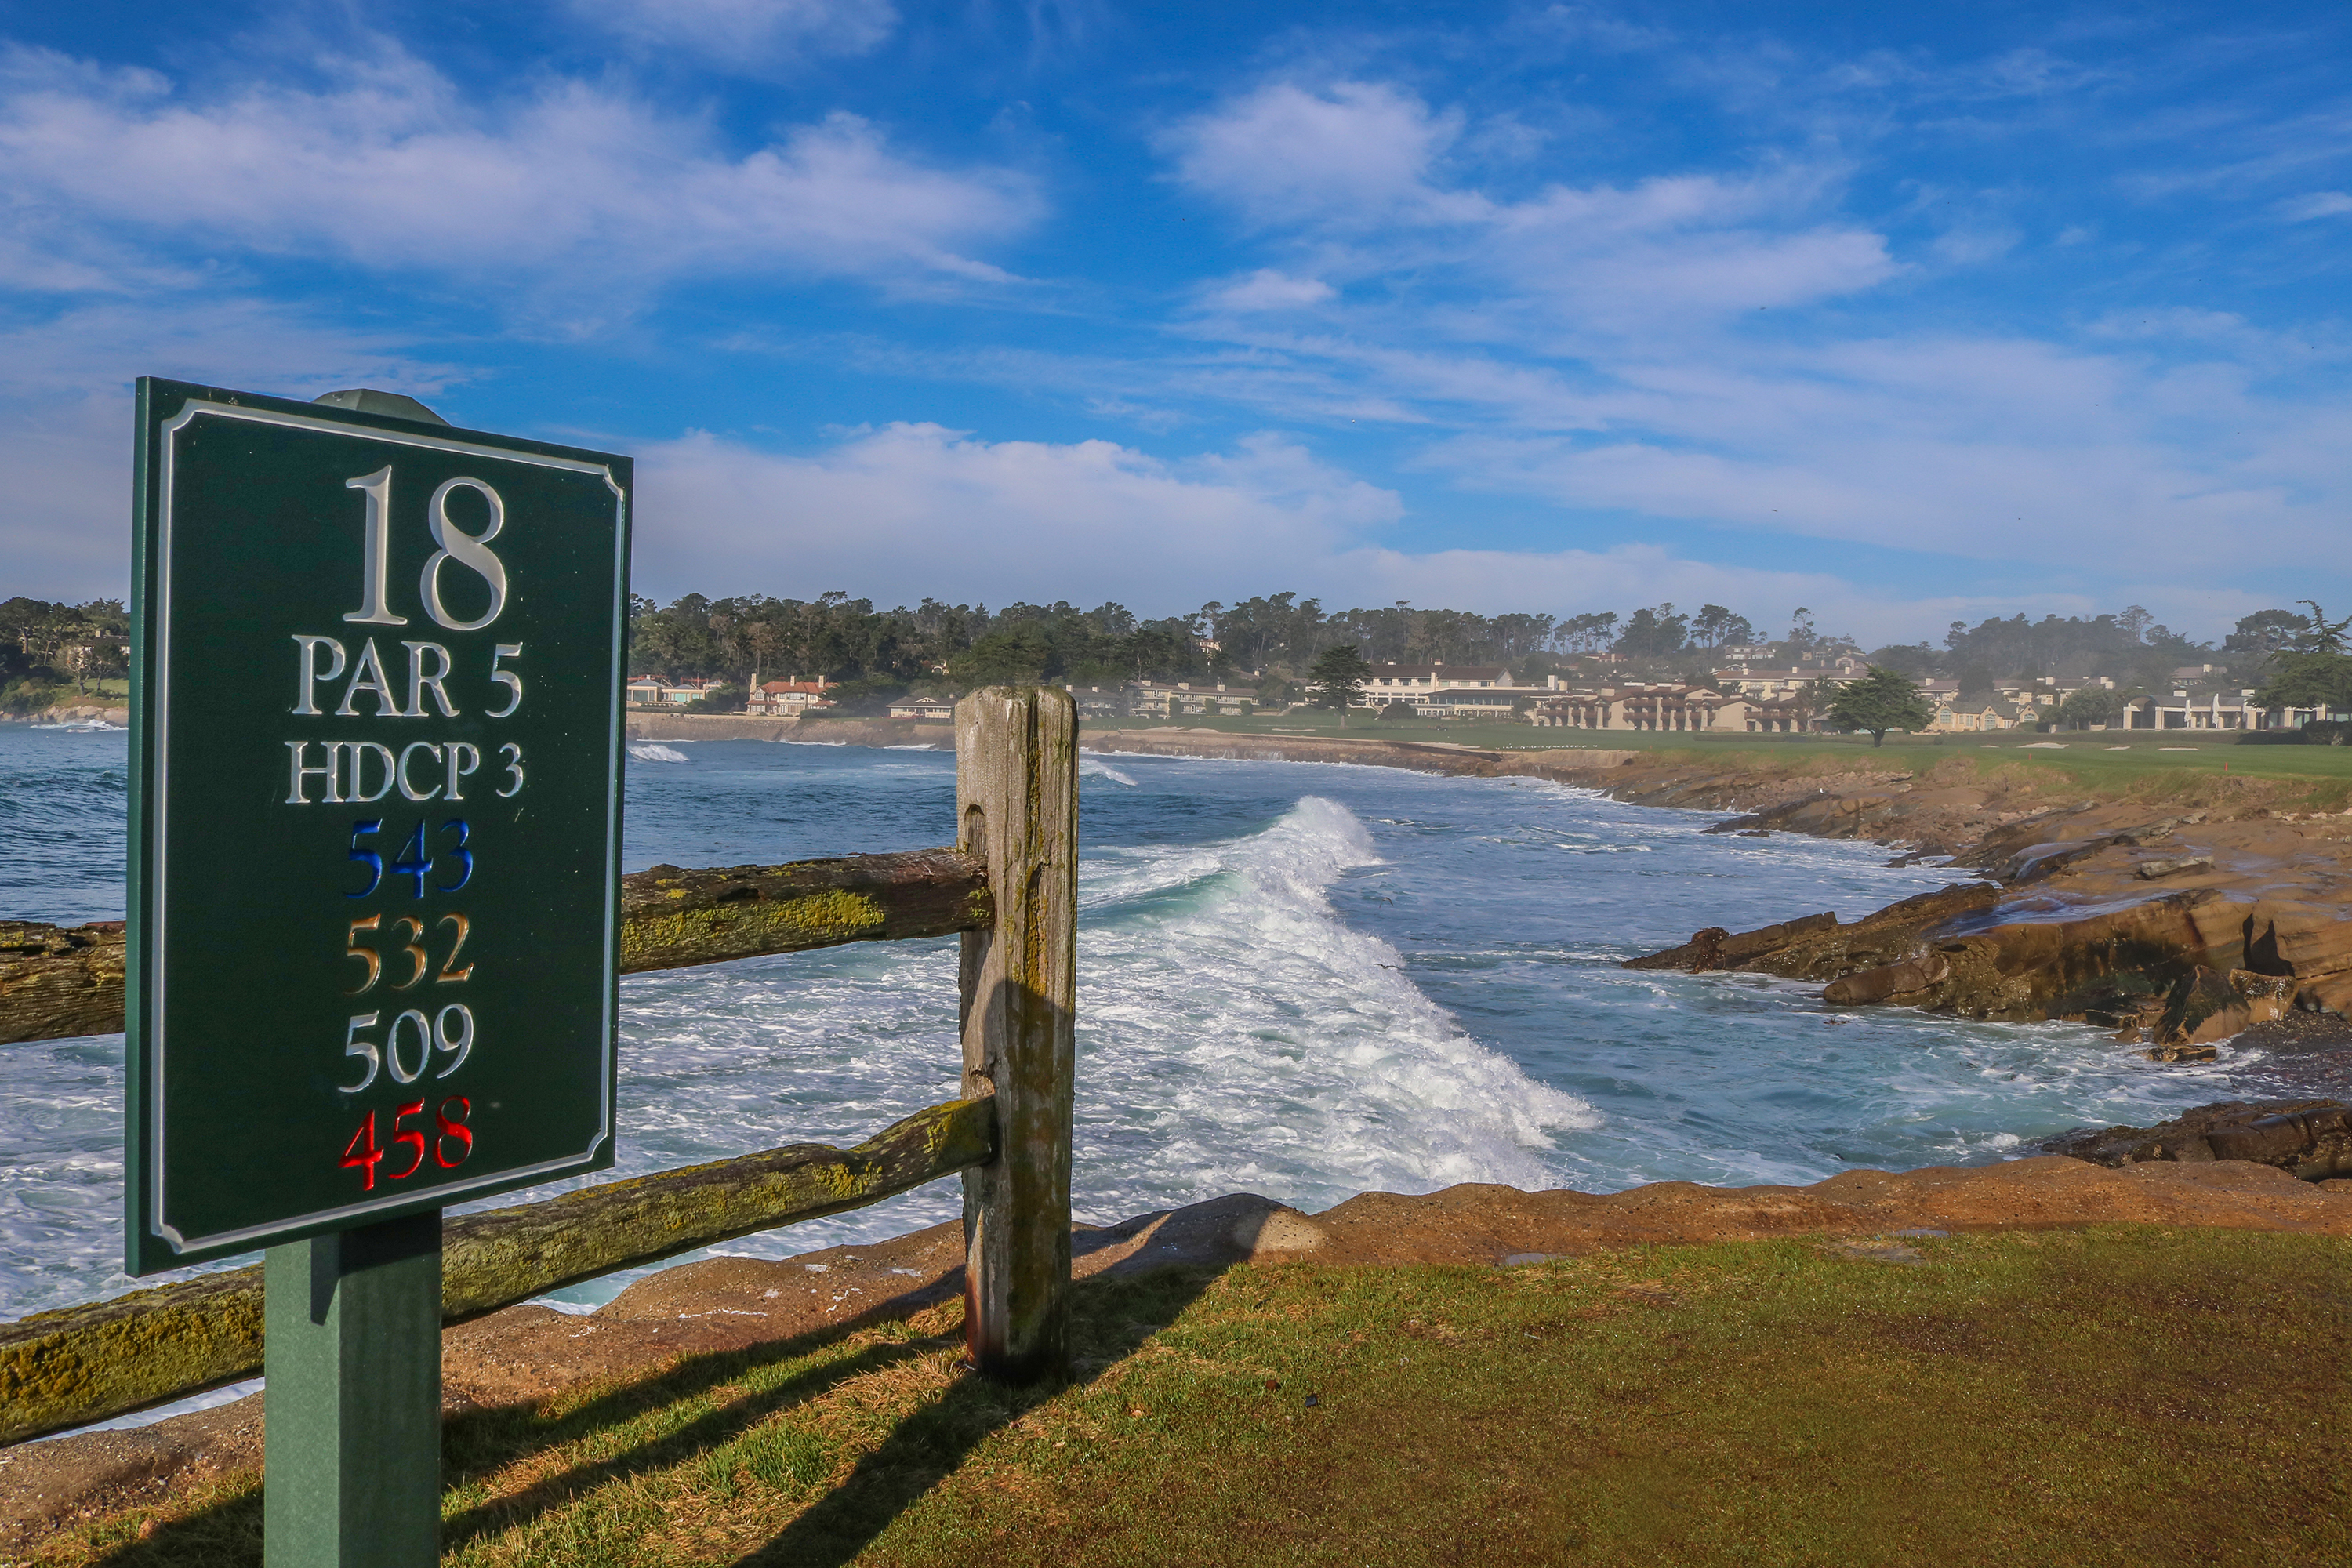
[1623,883,2339,1054]
[1627,805,2352,1055]
[2038,1100,2352,1180]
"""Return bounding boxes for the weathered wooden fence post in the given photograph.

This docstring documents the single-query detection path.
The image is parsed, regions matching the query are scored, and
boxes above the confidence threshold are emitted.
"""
[955,687,1079,1380]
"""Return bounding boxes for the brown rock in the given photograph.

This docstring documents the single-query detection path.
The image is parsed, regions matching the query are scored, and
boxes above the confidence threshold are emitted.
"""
[2244,898,2352,982]
[2158,967,2246,1047]
[2041,1100,2352,1180]
[1823,953,1951,1004]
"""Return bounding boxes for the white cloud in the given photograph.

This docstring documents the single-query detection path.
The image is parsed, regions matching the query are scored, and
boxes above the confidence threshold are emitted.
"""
[1404,327,2352,575]
[631,423,1398,606]
[1167,82,1466,227]
[1201,270,1337,312]
[566,0,898,71]
[622,422,2260,646]
[1139,74,2348,619]
[0,42,1037,297]
[2281,191,2352,221]
[0,299,472,598]
[1167,79,1892,325]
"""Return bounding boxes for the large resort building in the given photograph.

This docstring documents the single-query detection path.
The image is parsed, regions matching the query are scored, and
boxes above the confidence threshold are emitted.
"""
[1350,657,2336,735]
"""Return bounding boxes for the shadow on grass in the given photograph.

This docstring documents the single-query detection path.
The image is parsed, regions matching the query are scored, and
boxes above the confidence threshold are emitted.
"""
[732,1265,1224,1568]
[438,1336,927,1549]
[83,1265,1226,1568]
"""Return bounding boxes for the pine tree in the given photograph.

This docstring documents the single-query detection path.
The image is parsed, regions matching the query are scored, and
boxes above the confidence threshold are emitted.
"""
[1307,644,1374,727]
[1825,666,1935,747]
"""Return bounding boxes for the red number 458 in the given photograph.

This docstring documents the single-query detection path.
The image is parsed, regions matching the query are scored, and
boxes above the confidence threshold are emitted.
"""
[340,1098,474,1190]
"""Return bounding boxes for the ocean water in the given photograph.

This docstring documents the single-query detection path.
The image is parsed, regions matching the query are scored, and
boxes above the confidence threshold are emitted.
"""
[0,727,2277,1328]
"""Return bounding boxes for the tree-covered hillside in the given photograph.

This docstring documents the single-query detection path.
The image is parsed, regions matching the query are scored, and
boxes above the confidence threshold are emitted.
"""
[618,590,2311,716]
[1,597,128,714]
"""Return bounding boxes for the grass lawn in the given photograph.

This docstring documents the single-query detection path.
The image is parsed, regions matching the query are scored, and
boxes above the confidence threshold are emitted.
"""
[49,1226,2352,1567]
[1085,713,2352,801]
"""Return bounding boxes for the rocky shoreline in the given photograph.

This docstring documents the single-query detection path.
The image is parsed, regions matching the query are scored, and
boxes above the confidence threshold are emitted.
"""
[1080,728,2352,1062]
[1619,775,2352,1074]
[2,703,127,727]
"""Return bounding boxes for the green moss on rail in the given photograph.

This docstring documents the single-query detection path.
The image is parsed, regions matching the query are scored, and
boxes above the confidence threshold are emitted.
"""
[0,1273,263,1446]
[620,888,888,970]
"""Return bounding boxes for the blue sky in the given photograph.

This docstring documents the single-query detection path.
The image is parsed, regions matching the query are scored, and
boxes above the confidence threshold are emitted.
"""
[2,1,2347,644]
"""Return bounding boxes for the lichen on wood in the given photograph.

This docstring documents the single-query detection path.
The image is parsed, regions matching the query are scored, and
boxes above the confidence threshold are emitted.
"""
[0,920,125,1047]
[439,1094,996,1316]
[0,1265,263,1450]
[0,1096,995,1446]
[579,848,990,973]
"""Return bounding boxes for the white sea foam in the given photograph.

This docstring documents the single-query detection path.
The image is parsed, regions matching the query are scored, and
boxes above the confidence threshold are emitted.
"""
[627,742,690,764]
[1078,756,1138,786]
[1067,796,1597,1214]
[527,794,1598,1305]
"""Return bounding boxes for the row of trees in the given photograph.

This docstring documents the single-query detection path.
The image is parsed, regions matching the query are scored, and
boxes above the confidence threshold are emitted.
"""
[0,597,129,715]
[1867,607,2250,695]
[621,589,2345,717]
[622,591,1842,711]
[7,583,2336,724]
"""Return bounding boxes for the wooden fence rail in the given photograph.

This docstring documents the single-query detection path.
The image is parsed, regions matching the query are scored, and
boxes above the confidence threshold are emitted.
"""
[0,1097,996,1446]
[0,685,1080,1445]
[2,849,991,1047]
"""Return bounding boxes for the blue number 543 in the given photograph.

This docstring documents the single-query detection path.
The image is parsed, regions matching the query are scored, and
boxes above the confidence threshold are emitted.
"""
[347,818,471,898]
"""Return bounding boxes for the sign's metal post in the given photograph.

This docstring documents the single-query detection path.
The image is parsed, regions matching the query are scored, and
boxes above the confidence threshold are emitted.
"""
[263,1212,442,1567]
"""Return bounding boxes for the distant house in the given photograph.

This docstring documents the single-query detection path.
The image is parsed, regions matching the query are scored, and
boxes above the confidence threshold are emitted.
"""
[746,677,833,717]
[2126,686,2274,732]
[1932,700,2016,734]
[1363,662,1510,698]
[1707,657,1866,700]
[1130,680,1256,717]
[887,695,956,720]
[1530,683,1767,733]
[1353,662,1561,717]
[627,675,724,707]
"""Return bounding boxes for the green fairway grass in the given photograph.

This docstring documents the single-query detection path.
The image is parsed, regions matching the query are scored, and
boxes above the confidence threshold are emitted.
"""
[1083,712,2352,802]
[49,1226,2352,1567]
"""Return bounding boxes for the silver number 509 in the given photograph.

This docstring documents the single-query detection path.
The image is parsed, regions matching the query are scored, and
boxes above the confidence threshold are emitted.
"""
[339,1004,477,1093]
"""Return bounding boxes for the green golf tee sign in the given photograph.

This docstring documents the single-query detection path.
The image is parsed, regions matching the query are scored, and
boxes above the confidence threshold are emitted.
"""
[128,379,630,1563]
[126,379,632,1269]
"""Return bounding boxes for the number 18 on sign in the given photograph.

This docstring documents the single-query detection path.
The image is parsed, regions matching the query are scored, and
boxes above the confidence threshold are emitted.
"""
[127,379,630,1271]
